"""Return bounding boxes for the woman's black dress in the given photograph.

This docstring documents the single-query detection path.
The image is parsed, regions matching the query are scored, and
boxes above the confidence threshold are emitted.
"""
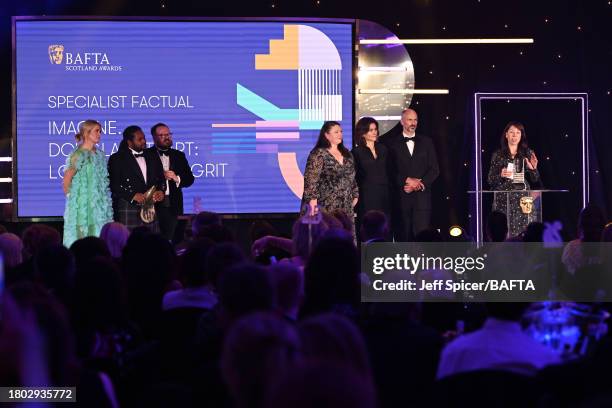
[352,143,390,221]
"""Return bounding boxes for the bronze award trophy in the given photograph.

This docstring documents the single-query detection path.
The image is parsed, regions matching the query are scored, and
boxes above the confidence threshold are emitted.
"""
[140,186,157,223]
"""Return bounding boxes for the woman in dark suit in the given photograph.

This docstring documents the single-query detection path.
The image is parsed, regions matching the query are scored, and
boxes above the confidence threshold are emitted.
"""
[351,117,390,235]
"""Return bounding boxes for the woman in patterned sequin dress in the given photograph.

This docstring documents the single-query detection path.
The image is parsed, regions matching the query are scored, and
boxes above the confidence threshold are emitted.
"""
[487,121,541,237]
[302,121,358,222]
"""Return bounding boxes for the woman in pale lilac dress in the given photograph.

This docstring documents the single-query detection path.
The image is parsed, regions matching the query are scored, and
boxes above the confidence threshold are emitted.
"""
[63,120,113,247]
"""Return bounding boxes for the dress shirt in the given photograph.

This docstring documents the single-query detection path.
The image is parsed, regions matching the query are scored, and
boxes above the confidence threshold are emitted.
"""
[129,148,147,183]
[157,149,180,195]
[403,131,416,156]
[437,318,560,379]
[162,286,218,311]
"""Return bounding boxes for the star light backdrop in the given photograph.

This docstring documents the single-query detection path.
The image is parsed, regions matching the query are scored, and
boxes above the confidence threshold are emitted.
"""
[1,0,611,238]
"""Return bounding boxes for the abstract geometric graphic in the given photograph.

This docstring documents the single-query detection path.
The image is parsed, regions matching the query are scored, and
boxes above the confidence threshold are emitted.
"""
[211,24,345,199]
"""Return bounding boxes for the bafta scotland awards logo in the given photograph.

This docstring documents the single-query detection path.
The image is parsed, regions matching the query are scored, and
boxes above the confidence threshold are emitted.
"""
[47,45,123,72]
[48,45,65,64]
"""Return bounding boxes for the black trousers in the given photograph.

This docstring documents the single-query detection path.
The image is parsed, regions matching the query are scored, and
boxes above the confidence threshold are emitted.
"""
[397,193,431,241]
[156,197,178,242]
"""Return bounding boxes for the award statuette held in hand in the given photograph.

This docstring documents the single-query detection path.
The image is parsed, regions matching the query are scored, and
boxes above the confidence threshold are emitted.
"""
[140,186,157,223]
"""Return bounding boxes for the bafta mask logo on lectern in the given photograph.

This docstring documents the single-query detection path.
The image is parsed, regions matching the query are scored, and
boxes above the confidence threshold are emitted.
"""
[48,45,65,64]
[520,196,534,214]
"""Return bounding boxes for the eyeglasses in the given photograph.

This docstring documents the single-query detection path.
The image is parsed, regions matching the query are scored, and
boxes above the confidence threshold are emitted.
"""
[157,133,173,137]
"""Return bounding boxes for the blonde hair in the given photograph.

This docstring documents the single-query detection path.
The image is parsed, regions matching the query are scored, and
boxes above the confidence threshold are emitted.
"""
[75,120,101,142]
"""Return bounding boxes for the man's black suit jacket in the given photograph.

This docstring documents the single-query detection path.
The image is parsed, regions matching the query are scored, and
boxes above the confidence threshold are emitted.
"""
[378,123,404,147]
[382,130,439,210]
[147,147,195,215]
[108,147,165,206]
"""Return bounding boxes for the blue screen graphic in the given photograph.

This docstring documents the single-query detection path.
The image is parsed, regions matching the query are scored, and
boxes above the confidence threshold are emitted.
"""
[14,20,354,216]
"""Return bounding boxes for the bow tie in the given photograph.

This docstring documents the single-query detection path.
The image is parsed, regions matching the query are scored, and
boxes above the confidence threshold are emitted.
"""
[157,149,169,156]
[404,136,416,142]
[133,152,144,158]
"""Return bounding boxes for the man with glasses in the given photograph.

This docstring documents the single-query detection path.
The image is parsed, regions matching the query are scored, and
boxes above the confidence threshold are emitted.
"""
[148,123,195,242]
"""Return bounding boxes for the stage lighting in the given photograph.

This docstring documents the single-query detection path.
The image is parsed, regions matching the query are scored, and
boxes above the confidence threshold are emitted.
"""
[360,38,534,45]
[449,226,464,237]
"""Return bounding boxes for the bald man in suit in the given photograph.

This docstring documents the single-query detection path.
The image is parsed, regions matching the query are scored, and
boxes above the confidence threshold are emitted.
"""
[379,109,439,241]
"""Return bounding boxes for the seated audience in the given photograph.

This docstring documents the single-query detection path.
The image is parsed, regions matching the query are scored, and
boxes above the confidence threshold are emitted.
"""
[72,256,130,362]
[221,313,300,408]
[191,211,222,237]
[486,210,508,242]
[360,210,389,243]
[163,238,216,311]
[523,222,545,242]
[10,224,61,284]
[122,232,176,340]
[196,224,234,243]
[563,204,606,274]
[22,224,62,261]
[266,361,377,408]
[301,234,360,319]
[437,302,560,379]
[99,222,130,260]
[34,244,76,309]
[10,208,612,408]
[250,220,290,265]
[268,263,303,321]
[188,211,234,244]
[298,313,371,377]
[251,215,329,268]
[362,303,443,408]
[330,209,354,234]
[0,283,119,407]
[70,236,111,271]
[195,263,276,407]
[205,242,247,290]
[0,232,23,269]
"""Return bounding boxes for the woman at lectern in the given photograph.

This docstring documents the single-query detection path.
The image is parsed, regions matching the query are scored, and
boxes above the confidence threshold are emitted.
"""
[303,121,358,224]
[62,120,113,247]
[487,121,540,237]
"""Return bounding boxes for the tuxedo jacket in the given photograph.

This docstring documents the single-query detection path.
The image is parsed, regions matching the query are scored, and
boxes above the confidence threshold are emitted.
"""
[108,147,165,206]
[386,132,440,209]
[147,147,195,215]
[378,123,405,147]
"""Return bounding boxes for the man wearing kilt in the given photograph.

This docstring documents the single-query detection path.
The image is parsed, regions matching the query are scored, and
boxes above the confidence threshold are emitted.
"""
[108,125,166,231]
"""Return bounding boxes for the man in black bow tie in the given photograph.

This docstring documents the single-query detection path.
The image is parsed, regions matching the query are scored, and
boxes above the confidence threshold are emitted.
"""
[108,125,166,231]
[378,109,439,241]
[147,123,195,242]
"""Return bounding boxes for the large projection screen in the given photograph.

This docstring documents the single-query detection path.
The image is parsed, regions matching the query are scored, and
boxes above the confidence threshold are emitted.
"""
[13,18,355,218]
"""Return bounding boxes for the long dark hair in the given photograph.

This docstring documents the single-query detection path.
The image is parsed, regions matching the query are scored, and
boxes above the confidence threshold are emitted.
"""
[500,121,529,157]
[354,117,379,147]
[313,121,350,158]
